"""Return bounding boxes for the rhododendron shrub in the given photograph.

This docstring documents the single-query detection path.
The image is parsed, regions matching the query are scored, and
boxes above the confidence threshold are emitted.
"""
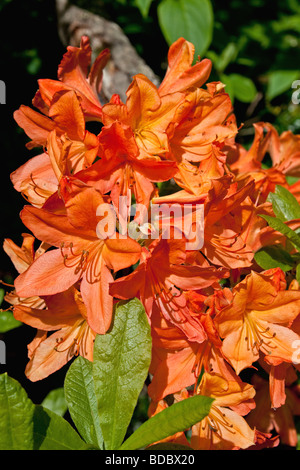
[2,36,300,450]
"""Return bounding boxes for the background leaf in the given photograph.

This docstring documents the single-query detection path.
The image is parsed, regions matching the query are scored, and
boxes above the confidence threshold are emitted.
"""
[0,373,35,450]
[93,298,152,450]
[134,0,153,18]
[268,185,300,222]
[226,73,257,103]
[266,70,299,101]
[120,394,214,450]
[254,245,295,271]
[157,0,213,57]
[0,310,22,333]
[259,214,300,252]
[64,356,104,449]
[41,387,67,417]
[32,405,90,450]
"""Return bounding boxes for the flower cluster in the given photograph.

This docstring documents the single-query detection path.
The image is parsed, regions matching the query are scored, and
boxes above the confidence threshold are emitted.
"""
[4,36,300,449]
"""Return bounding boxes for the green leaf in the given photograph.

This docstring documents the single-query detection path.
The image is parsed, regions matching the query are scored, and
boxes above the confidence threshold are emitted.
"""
[93,299,152,450]
[0,373,35,450]
[33,406,90,450]
[135,0,153,18]
[0,310,22,333]
[219,73,235,102]
[259,214,300,251]
[227,73,257,103]
[266,70,299,101]
[254,245,295,271]
[0,288,4,307]
[296,263,300,284]
[64,356,104,449]
[120,394,214,450]
[41,387,67,417]
[214,42,238,73]
[157,0,213,57]
[268,185,300,222]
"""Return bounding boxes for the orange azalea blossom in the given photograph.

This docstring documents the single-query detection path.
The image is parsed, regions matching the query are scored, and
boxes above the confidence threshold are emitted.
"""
[14,88,100,151]
[148,380,275,450]
[109,233,228,342]
[14,177,141,334]
[215,268,300,375]
[257,358,298,409]
[157,37,212,96]
[148,297,256,413]
[226,122,300,204]
[152,176,255,269]
[76,121,178,214]
[246,374,300,447]
[101,74,186,161]
[3,233,48,310]
[191,373,256,450]
[13,287,96,381]
[165,86,237,192]
[12,90,99,207]
[33,35,110,121]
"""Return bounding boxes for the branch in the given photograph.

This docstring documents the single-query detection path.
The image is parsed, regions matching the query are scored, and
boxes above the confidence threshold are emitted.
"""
[55,0,160,103]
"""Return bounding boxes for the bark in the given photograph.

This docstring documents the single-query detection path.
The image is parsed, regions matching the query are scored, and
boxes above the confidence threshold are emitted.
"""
[55,0,160,104]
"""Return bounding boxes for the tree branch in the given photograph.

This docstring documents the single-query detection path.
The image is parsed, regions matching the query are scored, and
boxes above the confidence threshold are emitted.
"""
[55,0,160,103]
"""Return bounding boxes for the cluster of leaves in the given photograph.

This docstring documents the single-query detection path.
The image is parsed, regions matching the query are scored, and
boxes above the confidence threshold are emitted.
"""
[0,299,213,450]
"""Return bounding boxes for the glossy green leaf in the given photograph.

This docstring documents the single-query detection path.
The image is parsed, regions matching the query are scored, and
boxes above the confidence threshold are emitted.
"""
[120,394,214,450]
[64,356,104,448]
[93,299,152,450]
[214,42,238,73]
[157,0,213,57]
[135,0,153,18]
[268,185,300,222]
[32,405,90,450]
[266,70,299,101]
[254,245,295,271]
[0,373,35,449]
[0,310,22,333]
[0,288,4,306]
[220,73,235,102]
[41,387,67,417]
[227,73,257,102]
[296,263,300,284]
[259,214,300,251]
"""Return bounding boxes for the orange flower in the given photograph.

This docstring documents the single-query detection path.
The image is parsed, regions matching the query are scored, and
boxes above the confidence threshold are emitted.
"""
[13,287,96,381]
[215,268,300,375]
[190,373,256,450]
[147,300,253,405]
[12,90,99,206]
[109,233,228,342]
[77,121,178,212]
[14,178,141,334]
[226,122,300,204]
[3,234,48,310]
[166,86,237,190]
[152,176,255,269]
[157,37,212,96]
[246,374,300,448]
[34,35,110,121]
[101,73,185,161]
